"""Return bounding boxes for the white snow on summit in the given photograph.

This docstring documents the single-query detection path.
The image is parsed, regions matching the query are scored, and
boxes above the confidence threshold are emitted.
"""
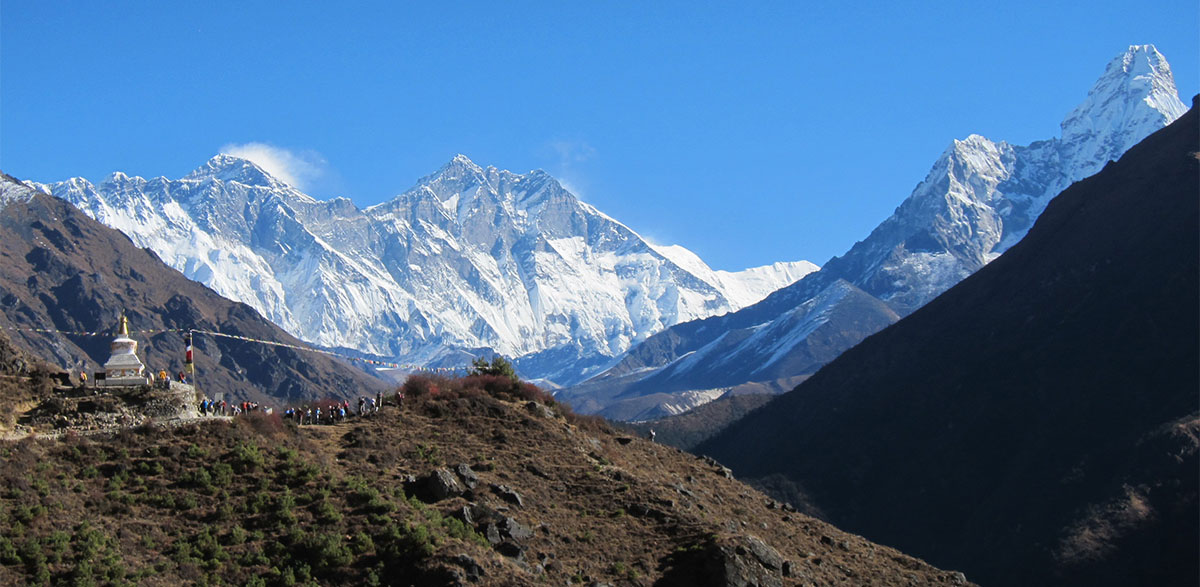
[833,44,1187,313]
[562,44,1190,418]
[650,244,818,309]
[0,175,38,211]
[41,154,816,384]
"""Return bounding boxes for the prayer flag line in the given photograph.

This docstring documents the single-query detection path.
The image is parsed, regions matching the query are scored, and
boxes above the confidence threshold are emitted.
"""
[2,326,462,373]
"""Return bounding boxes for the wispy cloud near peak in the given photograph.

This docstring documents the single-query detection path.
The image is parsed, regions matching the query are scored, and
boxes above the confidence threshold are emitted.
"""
[218,142,328,191]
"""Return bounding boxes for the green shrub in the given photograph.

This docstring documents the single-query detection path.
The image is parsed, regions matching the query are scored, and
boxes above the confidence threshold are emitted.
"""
[441,516,489,548]
[233,442,265,473]
[314,500,342,524]
[292,530,352,576]
[210,463,233,487]
[183,467,214,492]
[468,356,518,382]
[176,494,199,511]
[272,490,297,525]
[227,525,246,546]
[0,535,19,565]
[348,531,374,556]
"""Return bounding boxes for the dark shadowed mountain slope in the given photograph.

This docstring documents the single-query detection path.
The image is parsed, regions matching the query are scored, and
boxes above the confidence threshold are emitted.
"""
[0,174,388,406]
[698,99,1200,586]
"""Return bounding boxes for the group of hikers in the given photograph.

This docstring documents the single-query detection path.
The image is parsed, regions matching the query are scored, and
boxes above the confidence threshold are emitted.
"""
[154,369,189,388]
[283,390,405,425]
[197,399,263,417]
[199,390,406,425]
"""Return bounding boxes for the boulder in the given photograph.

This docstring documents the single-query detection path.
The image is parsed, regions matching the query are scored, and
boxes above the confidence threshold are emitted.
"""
[525,401,556,419]
[660,535,790,587]
[454,463,479,489]
[449,554,485,582]
[421,468,465,502]
[490,483,524,507]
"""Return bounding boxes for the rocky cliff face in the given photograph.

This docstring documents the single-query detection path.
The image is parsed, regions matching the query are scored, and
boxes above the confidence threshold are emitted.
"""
[564,45,1187,418]
[40,155,815,385]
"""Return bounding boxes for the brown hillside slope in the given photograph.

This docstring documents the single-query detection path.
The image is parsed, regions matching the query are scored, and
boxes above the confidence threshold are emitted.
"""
[0,174,388,406]
[0,329,57,432]
[0,386,971,586]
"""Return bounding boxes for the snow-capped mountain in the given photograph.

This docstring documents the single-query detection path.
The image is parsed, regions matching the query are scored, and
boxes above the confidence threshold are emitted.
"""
[841,44,1186,315]
[39,155,816,384]
[562,45,1186,418]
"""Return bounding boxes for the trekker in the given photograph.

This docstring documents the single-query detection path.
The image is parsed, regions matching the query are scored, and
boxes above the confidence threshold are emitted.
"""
[649,429,656,442]
[358,397,366,416]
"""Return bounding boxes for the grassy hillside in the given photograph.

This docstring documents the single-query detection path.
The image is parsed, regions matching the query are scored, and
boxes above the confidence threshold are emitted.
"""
[0,375,970,586]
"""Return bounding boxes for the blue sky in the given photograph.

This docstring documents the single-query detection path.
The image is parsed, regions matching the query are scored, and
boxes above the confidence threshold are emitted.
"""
[2,2,1196,271]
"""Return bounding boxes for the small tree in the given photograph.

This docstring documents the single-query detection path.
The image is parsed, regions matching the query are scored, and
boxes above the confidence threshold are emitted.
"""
[468,356,518,382]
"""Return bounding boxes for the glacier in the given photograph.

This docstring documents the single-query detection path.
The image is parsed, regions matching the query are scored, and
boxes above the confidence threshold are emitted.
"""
[38,154,816,385]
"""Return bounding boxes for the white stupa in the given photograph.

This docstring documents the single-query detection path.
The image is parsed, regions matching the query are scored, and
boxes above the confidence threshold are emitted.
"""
[102,314,150,386]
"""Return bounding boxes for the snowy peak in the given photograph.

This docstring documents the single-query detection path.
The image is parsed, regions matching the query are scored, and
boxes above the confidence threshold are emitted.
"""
[562,45,1188,417]
[412,154,488,198]
[0,172,38,211]
[184,154,282,188]
[1060,45,1186,168]
[41,153,815,386]
[438,153,486,179]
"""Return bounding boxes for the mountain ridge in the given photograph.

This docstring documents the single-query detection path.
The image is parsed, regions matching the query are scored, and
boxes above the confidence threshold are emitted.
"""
[39,155,815,385]
[562,44,1187,418]
[697,95,1200,586]
[0,172,389,407]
